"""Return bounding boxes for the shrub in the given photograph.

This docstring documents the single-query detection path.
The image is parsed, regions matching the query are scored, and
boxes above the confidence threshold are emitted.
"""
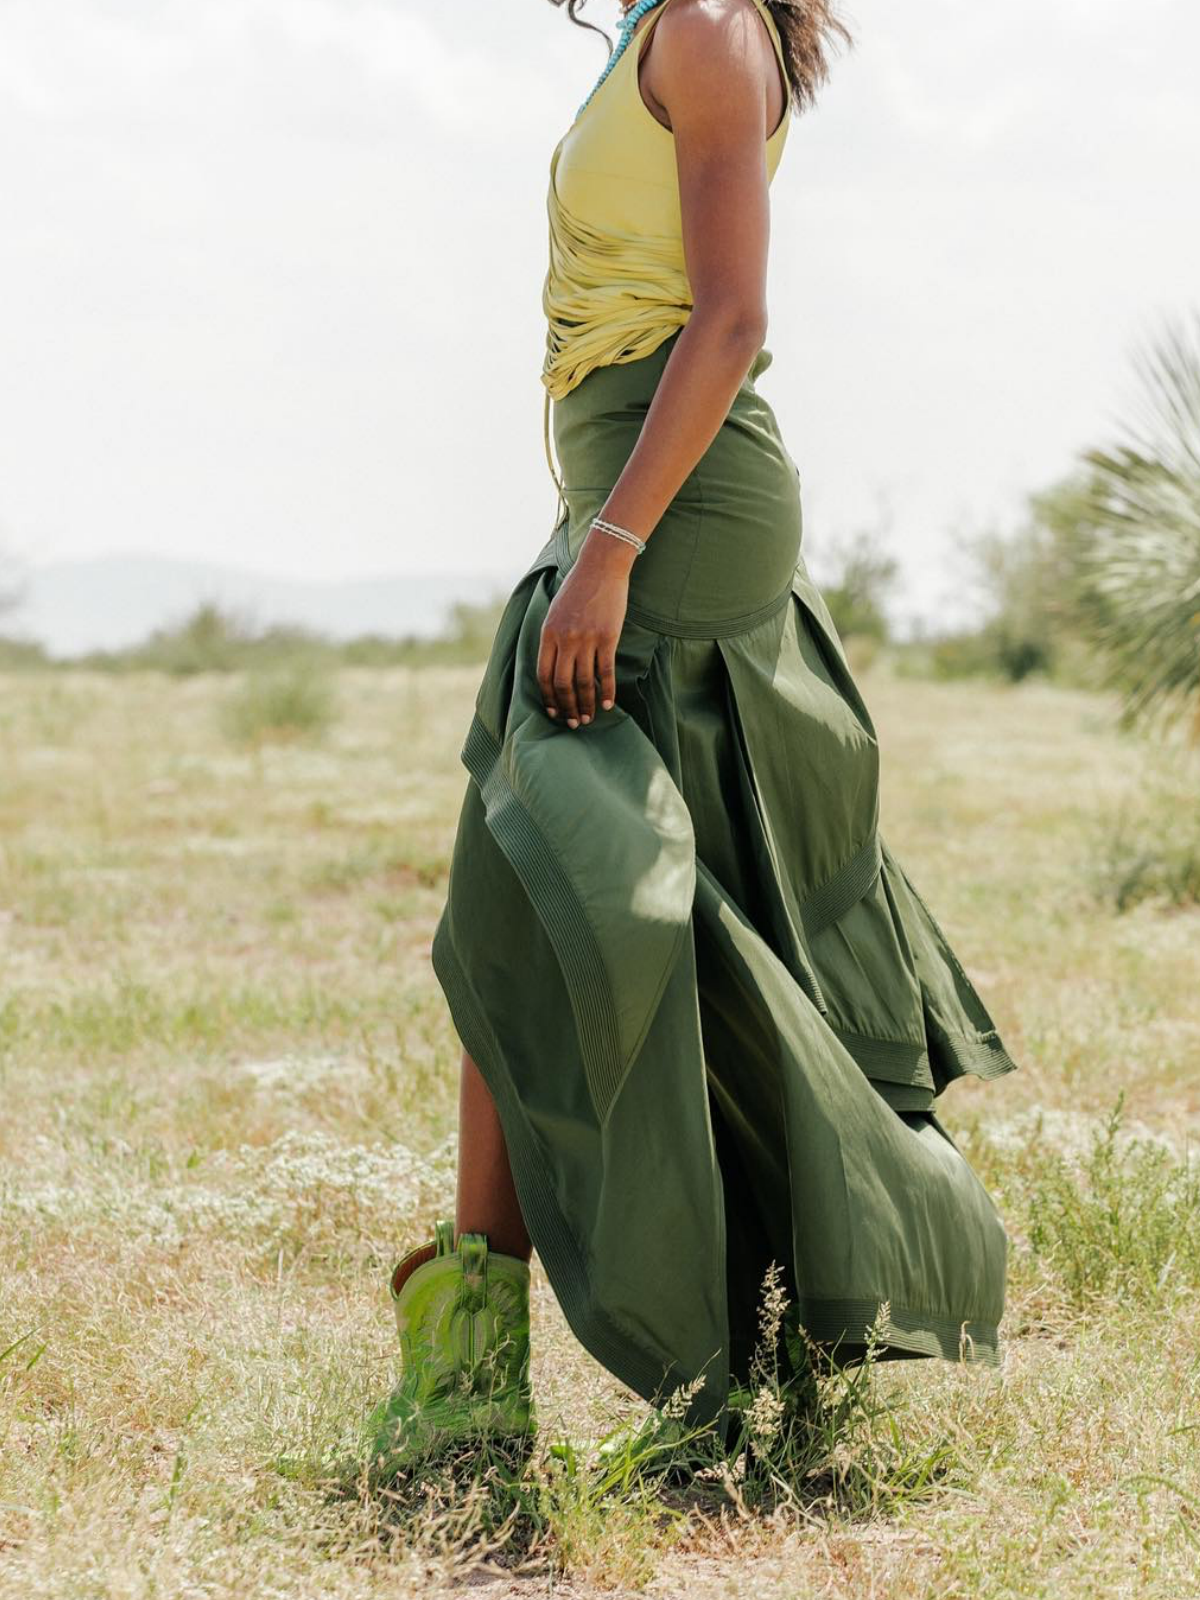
[221,662,338,746]
[1069,313,1200,738]
[1087,762,1200,911]
[811,523,899,645]
[0,636,50,670]
[1031,1102,1200,1309]
[1002,1097,1200,1312]
[135,602,259,675]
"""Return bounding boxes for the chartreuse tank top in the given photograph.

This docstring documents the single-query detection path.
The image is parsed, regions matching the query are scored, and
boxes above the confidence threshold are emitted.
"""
[541,0,792,497]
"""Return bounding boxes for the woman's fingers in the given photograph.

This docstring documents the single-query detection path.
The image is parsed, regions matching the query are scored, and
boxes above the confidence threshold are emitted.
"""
[537,630,559,718]
[539,628,618,728]
[536,536,630,726]
[553,646,582,727]
[575,645,598,724]
[596,637,618,712]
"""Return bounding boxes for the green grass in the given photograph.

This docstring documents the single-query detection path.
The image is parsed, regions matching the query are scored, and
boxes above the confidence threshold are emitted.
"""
[1,664,1199,1597]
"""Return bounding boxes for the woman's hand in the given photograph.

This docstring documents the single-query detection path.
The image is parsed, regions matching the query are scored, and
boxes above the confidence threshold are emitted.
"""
[537,530,637,727]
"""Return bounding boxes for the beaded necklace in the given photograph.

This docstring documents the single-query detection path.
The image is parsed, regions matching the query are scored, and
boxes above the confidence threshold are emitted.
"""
[575,0,667,121]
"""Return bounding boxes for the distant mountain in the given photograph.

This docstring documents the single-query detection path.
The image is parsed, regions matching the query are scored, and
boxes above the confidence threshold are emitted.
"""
[3,554,522,658]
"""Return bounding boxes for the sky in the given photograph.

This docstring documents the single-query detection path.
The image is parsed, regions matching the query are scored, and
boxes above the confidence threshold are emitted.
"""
[1,0,1197,631]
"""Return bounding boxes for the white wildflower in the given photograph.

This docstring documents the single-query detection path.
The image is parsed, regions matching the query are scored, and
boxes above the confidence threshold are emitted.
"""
[238,1055,350,1094]
[0,1130,457,1249]
[661,1372,706,1422]
[757,1260,787,1349]
[746,1385,785,1444]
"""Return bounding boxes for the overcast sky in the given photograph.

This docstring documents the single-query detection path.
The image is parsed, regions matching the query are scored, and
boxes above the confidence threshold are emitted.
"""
[1,0,1197,628]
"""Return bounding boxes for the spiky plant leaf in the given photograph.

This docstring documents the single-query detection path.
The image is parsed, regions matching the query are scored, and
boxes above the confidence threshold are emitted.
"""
[1074,314,1200,737]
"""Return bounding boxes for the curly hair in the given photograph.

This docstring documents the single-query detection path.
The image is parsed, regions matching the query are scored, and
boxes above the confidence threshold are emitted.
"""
[547,0,851,114]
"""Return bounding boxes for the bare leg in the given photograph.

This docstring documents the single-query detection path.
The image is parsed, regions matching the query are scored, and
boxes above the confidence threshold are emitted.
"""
[455,1049,533,1262]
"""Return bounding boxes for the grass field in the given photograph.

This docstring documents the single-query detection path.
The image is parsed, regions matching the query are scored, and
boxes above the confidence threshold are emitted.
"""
[2,664,1198,1599]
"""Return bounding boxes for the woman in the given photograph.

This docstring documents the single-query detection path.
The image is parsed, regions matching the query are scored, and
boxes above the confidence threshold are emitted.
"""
[359,0,1018,1476]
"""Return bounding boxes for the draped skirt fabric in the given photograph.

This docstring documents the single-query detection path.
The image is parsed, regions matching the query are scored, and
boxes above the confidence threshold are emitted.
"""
[431,332,1017,1429]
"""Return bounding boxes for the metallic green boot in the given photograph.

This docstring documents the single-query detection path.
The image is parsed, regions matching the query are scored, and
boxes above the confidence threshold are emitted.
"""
[358,1218,535,1480]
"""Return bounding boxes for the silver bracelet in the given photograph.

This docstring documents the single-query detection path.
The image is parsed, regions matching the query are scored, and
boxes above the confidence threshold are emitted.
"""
[590,516,647,556]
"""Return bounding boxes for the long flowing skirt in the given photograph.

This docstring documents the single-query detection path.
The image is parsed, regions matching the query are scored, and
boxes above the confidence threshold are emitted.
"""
[431,331,1018,1429]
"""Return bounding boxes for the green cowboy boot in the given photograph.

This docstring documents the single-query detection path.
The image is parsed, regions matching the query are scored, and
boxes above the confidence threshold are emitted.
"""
[356,1218,535,1481]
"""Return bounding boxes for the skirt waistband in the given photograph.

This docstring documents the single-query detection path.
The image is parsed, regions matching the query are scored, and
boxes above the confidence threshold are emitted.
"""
[542,331,805,633]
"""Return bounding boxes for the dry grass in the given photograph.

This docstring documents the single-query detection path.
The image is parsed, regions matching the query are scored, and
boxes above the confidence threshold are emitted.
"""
[1,665,1198,1598]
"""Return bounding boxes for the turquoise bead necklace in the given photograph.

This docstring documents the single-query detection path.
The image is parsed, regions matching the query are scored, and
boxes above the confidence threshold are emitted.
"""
[576,0,667,120]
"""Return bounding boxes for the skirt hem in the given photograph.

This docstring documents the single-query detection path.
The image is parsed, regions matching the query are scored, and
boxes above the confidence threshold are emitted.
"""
[433,904,1005,1417]
[797,1296,1001,1367]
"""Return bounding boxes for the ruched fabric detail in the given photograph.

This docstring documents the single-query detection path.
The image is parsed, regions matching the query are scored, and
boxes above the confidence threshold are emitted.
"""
[540,0,791,498]
[542,164,693,404]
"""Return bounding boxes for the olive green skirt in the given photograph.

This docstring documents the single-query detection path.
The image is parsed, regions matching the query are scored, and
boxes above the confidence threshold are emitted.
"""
[431,331,1018,1429]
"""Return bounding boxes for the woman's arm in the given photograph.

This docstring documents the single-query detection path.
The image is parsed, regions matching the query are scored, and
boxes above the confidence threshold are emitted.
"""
[537,0,783,728]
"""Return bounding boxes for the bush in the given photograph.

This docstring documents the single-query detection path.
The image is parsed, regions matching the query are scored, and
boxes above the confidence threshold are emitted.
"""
[68,596,511,674]
[71,603,336,676]
[1067,313,1200,737]
[924,630,1014,682]
[221,662,338,746]
[892,485,1098,685]
[0,636,50,670]
[810,523,899,645]
[936,500,1087,683]
[134,602,260,675]
[1086,761,1200,911]
[1016,1098,1200,1312]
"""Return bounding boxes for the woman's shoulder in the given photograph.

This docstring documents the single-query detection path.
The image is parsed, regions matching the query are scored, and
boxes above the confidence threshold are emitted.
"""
[642,0,788,141]
[649,0,780,53]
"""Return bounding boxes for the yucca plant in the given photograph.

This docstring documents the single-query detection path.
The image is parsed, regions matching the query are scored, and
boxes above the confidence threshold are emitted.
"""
[1073,313,1200,738]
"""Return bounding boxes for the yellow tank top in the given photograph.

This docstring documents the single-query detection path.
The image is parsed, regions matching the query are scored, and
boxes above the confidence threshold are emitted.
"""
[540,0,791,501]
